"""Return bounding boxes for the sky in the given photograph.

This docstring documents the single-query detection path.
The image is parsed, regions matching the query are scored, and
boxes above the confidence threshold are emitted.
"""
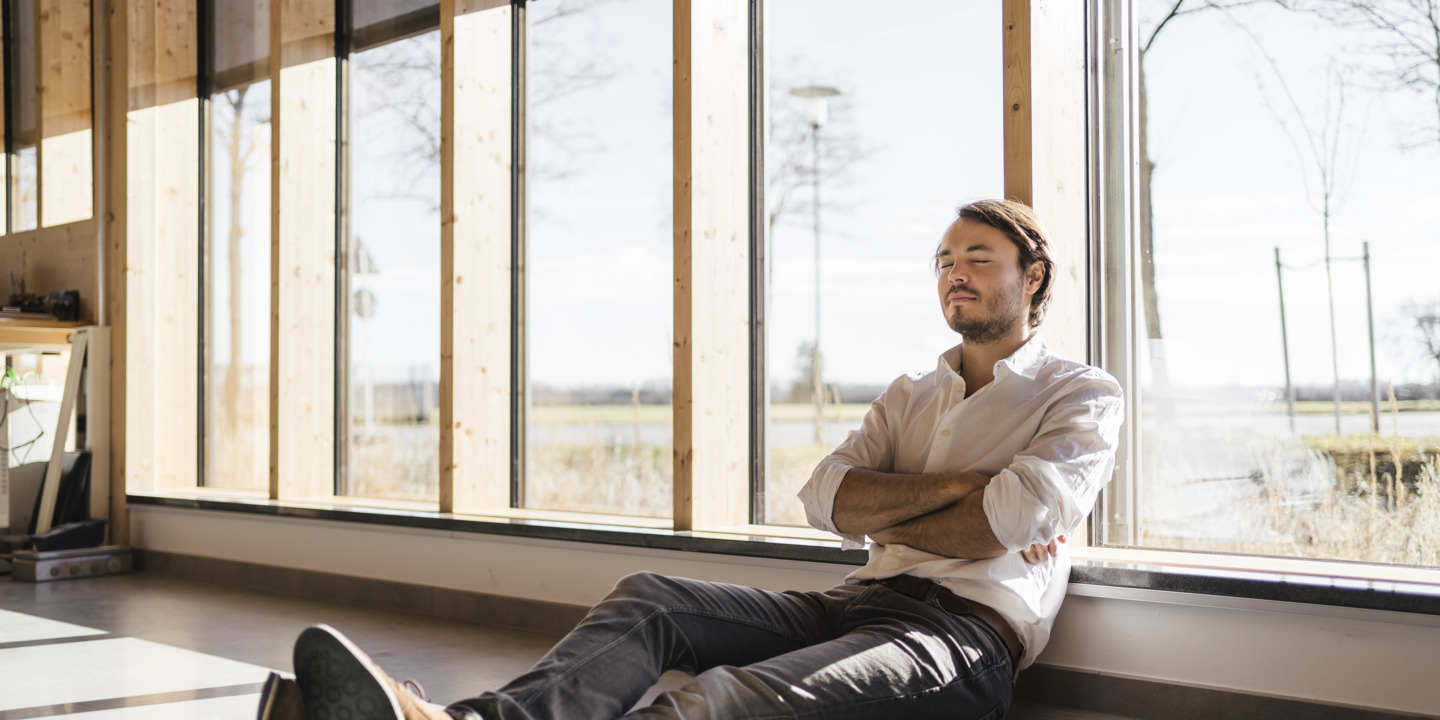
[208,0,1440,397]
[1141,2,1440,390]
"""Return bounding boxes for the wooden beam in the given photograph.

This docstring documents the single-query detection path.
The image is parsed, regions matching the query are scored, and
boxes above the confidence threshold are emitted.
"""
[123,0,199,494]
[270,0,336,501]
[38,0,93,227]
[1003,0,1087,362]
[107,0,131,542]
[672,0,749,531]
[440,0,512,515]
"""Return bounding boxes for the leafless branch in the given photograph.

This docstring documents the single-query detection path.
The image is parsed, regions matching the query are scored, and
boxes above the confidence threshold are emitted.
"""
[1145,0,1275,54]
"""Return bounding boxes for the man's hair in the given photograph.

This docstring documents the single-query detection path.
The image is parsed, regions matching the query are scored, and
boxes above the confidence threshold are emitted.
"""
[936,198,1055,329]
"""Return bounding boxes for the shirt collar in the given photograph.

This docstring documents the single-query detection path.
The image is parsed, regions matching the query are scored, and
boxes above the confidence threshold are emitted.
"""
[997,333,1049,381]
[936,333,1050,383]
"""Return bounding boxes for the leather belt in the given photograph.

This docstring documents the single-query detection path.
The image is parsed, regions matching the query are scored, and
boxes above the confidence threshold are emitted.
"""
[872,575,1023,665]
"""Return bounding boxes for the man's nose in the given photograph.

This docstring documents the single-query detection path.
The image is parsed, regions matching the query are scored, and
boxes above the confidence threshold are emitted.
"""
[947,264,968,284]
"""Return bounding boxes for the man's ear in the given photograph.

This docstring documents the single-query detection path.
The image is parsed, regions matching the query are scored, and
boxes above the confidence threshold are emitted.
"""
[1024,261,1044,294]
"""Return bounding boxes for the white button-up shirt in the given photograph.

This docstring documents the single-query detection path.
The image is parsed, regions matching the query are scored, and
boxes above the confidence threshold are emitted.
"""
[797,335,1123,668]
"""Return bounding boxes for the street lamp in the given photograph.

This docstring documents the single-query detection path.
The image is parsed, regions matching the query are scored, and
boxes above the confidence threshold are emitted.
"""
[789,85,840,444]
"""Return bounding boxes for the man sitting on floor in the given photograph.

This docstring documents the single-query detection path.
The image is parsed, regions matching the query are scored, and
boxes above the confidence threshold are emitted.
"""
[263,198,1124,720]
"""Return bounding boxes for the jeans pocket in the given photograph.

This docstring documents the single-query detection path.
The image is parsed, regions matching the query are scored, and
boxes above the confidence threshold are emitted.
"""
[975,703,1007,720]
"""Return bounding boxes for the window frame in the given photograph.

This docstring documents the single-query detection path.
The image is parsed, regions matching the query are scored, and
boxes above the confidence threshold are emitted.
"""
[115,0,1440,613]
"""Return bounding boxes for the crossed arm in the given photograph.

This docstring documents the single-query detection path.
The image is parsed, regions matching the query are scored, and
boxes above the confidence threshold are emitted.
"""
[832,467,1062,562]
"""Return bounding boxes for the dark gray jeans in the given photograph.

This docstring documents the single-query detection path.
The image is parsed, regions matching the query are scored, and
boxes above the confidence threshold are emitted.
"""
[446,571,1013,720]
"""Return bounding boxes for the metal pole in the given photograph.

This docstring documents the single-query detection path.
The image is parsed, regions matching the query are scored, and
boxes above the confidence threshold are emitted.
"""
[1324,217,1341,434]
[811,122,823,444]
[1275,247,1297,434]
[1363,241,1380,433]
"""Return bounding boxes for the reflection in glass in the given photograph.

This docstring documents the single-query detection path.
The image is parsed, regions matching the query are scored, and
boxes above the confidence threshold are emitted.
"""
[761,1,1003,525]
[524,0,672,518]
[204,81,271,491]
[203,0,271,491]
[1113,4,1440,567]
[344,30,441,502]
[10,0,37,231]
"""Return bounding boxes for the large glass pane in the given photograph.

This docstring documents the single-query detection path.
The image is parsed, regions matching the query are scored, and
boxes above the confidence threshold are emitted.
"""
[344,29,441,502]
[524,0,672,518]
[760,1,1004,526]
[1109,2,1440,567]
[10,0,37,232]
[203,0,271,492]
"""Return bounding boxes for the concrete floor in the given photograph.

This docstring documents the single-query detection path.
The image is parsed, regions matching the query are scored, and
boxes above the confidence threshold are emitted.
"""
[0,570,1132,719]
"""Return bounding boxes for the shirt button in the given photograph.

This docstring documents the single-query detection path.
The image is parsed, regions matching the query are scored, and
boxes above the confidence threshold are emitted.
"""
[940,429,951,437]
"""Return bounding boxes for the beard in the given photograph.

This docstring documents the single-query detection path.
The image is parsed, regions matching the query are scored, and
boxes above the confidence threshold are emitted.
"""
[946,281,1028,345]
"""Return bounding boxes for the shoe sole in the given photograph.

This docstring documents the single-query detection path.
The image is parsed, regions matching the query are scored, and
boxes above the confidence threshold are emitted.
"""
[294,624,403,720]
[257,672,295,720]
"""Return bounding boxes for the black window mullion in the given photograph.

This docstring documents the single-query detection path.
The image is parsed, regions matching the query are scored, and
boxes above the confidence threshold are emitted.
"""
[334,0,353,497]
[748,0,766,525]
[197,0,212,487]
[3,1,15,235]
[510,0,527,509]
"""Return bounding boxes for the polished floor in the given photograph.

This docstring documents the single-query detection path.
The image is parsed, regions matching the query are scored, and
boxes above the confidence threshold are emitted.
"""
[0,571,1129,719]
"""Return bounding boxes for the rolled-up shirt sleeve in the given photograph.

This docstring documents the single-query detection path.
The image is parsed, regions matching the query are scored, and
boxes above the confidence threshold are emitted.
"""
[983,371,1125,552]
[798,375,911,547]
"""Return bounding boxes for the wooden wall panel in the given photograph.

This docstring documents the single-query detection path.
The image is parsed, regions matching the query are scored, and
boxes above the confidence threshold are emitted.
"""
[0,220,99,322]
[122,0,200,493]
[440,0,512,515]
[672,0,749,531]
[270,0,336,501]
[1003,0,1087,363]
[39,0,93,226]
[123,100,157,492]
[152,98,200,490]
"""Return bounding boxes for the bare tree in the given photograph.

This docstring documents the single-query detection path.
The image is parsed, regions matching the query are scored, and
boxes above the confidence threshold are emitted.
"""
[1139,0,1270,406]
[212,85,269,476]
[1282,0,1440,150]
[1234,17,1370,431]
[1401,300,1440,385]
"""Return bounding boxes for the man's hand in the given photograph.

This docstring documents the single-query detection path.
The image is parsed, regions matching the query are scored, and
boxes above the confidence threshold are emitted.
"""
[1020,535,1066,564]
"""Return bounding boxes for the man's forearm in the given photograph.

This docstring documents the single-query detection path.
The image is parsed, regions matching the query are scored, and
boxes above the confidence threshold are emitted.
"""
[868,491,1007,560]
[832,468,990,536]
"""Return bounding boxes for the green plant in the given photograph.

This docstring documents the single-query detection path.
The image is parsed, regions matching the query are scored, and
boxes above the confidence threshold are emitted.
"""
[1,367,37,390]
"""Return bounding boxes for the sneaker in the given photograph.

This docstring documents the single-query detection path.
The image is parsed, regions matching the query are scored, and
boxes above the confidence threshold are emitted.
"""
[293,624,454,720]
[256,672,305,720]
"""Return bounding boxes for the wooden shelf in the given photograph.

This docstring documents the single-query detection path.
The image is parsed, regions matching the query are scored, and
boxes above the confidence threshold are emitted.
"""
[0,319,85,352]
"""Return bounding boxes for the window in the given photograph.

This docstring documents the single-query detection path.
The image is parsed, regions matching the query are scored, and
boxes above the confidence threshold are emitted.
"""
[1098,2,1440,569]
[342,2,442,502]
[758,1,1004,526]
[6,0,38,232]
[203,0,271,492]
[522,0,673,519]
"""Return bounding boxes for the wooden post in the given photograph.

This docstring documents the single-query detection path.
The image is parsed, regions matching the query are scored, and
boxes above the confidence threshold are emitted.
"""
[439,0,513,515]
[107,0,131,542]
[124,0,200,494]
[1003,0,1087,362]
[270,0,337,501]
[673,0,749,531]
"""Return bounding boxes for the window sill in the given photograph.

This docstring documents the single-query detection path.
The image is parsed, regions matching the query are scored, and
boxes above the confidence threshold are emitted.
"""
[1070,547,1440,617]
[124,493,1440,617]
[125,492,867,566]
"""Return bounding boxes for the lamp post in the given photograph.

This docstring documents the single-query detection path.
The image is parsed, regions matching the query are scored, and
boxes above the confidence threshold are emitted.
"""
[790,85,839,445]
